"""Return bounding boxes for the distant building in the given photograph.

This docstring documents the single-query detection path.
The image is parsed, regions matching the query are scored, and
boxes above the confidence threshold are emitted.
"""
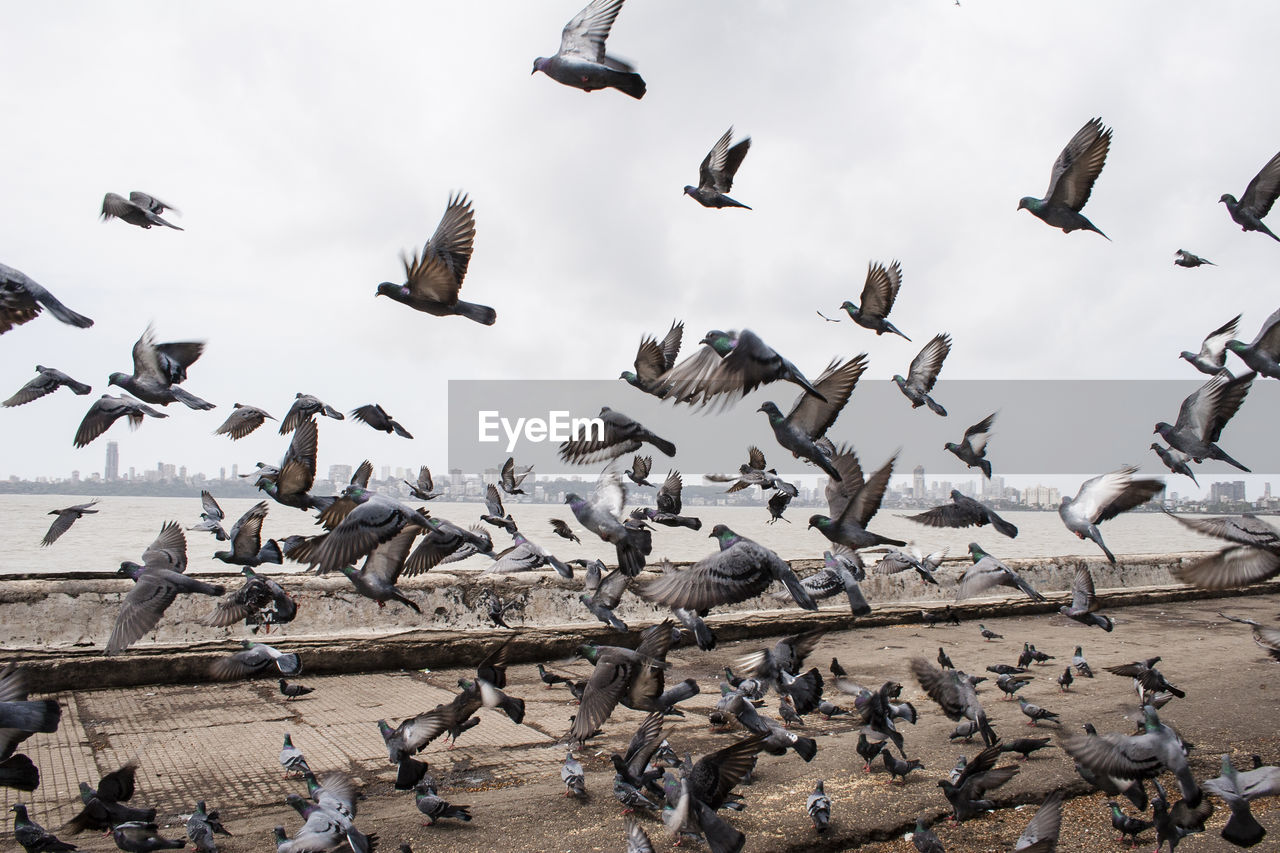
[105,441,119,481]
[912,465,925,499]
[1209,481,1247,503]
[329,464,353,484]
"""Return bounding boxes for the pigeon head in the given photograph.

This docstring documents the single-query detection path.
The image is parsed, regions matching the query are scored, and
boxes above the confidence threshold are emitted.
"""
[532,57,550,75]
[10,804,26,818]
[1017,196,1041,212]
[576,644,599,663]
[1219,193,1237,205]
[118,560,145,579]
[700,330,735,355]
[375,281,406,299]
[943,441,959,453]
[967,542,986,560]
[839,300,858,312]
[682,185,698,197]
[756,401,783,419]
[619,370,637,383]
[564,492,582,507]
[891,375,907,388]
[709,524,740,547]
[35,365,47,373]
[107,372,130,388]
[1152,422,1173,437]
[807,514,831,530]
[1224,340,1246,353]
[285,793,312,815]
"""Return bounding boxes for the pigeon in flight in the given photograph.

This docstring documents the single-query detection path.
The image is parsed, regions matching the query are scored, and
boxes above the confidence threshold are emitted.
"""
[808,445,904,551]
[564,464,650,575]
[3,366,91,407]
[549,518,580,543]
[1167,512,1280,589]
[1063,706,1201,808]
[684,127,752,209]
[704,445,798,496]
[661,328,827,410]
[1014,790,1063,852]
[1153,369,1253,472]
[108,325,213,410]
[757,354,868,481]
[338,524,424,612]
[1150,442,1198,486]
[1202,753,1280,848]
[213,403,273,439]
[40,500,98,547]
[957,542,1045,601]
[481,484,517,534]
[908,489,1018,538]
[189,491,228,540]
[288,486,431,576]
[376,192,495,325]
[1180,314,1240,376]
[632,469,702,530]
[209,640,301,680]
[100,191,182,230]
[559,407,675,464]
[837,260,910,340]
[1225,307,1280,379]
[532,0,646,99]
[1058,465,1164,564]
[1174,249,1215,268]
[1220,147,1280,241]
[625,454,654,487]
[254,418,330,512]
[350,403,413,438]
[1018,117,1112,238]
[945,412,996,478]
[501,456,534,494]
[404,466,441,501]
[909,658,997,748]
[213,501,282,568]
[621,320,683,398]
[893,333,951,416]
[0,262,94,335]
[1059,566,1114,631]
[73,394,167,448]
[279,393,344,435]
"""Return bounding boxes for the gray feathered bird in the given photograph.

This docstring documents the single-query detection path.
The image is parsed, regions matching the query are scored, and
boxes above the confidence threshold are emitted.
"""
[338,524,424,612]
[684,128,751,209]
[490,530,573,578]
[12,804,75,853]
[1225,307,1280,378]
[806,780,830,832]
[532,0,646,99]
[73,394,167,448]
[188,491,227,539]
[1059,566,1114,631]
[893,333,951,416]
[41,500,98,547]
[757,355,868,481]
[1174,249,1215,268]
[788,551,870,616]
[403,466,441,501]
[209,640,301,680]
[560,407,675,464]
[1014,790,1063,852]
[376,192,494,324]
[3,366,91,407]
[808,446,904,551]
[621,320,683,398]
[838,260,910,340]
[403,516,494,574]
[253,419,331,512]
[0,665,61,773]
[632,469,702,530]
[957,543,1044,601]
[100,192,182,230]
[1063,706,1201,808]
[1150,442,1199,486]
[288,486,431,575]
[213,403,274,440]
[414,777,471,825]
[185,800,229,853]
[350,403,412,438]
[561,751,587,799]
[938,742,1019,821]
[500,456,534,494]
[945,412,996,478]
[1058,465,1164,564]
[1154,370,1253,472]
[661,328,826,410]
[564,464,650,575]
[1180,314,1240,375]
[0,262,93,335]
[1218,612,1280,661]
[1167,512,1280,589]
[1220,147,1280,241]
[907,489,1017,538]
[1018,117,1111,238]
[213,501,281,567]
[625,454,654,487]
[1202,753,1280,847]
[704,446,798,496]
[279,393,344,435]
[108,325,213,410]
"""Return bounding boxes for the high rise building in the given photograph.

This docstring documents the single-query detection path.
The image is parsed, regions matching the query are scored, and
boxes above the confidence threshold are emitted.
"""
[913,465,925,499]
[105,441,119,481]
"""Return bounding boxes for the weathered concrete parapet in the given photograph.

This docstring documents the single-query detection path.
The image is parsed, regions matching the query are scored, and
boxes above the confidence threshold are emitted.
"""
[2,551,1270,692]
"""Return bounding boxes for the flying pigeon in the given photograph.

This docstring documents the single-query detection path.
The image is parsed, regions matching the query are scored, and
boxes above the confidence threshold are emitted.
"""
[100,191,182,230]
[660,328,826,410]
[757,354,868,481]
[808,445,903,551]
[402,466,441,501]
[254,419,331,512]
[704,445,798,495]
[1220,147,1280,241]
[549,518,580,543]
[560,407,675,465]
[957,543,1045,601]
[1166,512,1280,588]
[1059,566,1114,631]
[350,403,413,438]
[893,333,951,416]
[838,260,910,340]
[376,192,494,324]
[73,394,167,448]
[279,393,344,435]
[1150,442,1199,485]
[1174,249,1215,268]
[1014,790,1063,852]
[107,325,213,410]
[289,485,430,575]
[0,263,93,335]
[338,524,424,612]
[632,469,702,530]
[938,742,1019,821]
[500,456,533,494]
[1153,369,1253,472]
[945,412,996,478]
[621,320,683,398]
[209,640,301,680]
[490,530,573,578]
[3,366,91,407]
[40,500,98,547]
[1218,612,1280,661]
[907,489,1018,538]
[1225,307,1280,378]
[532,0,646,99]
[1058,465,1164,564]
[212,502,281,567]
[625,455,654,487]
[1202,753,1280,847]
[684,127,751,209]
[1063,706,1201,808]
[481,484,517,533]
[1018,117,1112,238]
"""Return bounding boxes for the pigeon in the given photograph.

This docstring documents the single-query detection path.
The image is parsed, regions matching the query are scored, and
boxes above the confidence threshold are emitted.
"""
[622,320,684,398]
[212,403,274,440]
[857,732,886,771]
[209,640,301,680]
[704,446,799,496]
[561,751,587,798]
[3,366,91,407]
[957,543,1045,601]
[560,407,675,464]
[201,566,289,629]
[481,484,517,534]
[338,524,424,612]
[12,804,76,853]
[1058,667,1074,691]
[213,501,282,567]
[937,647,954,669]
[1064,706,1200,807]
[907,489,1018,538]
[641,524,816,612]
[882,750,924,784]
[1106,800,1154,846]
[611,712,666,802]
[288,486,431,575]
[110,822,185,851]
[893,333,951,416]
[806,780,830,832]
[684,127,751,209]
[1104,658,1186,702]
[188,491,228,540]
[40,500,98,547]
[721,692,817,761]
[350,403,412,438]
[809,445,904,552]
[500,456,533,495]
[911,817,944,853]
[625,455,654,488]
[100,191,182,230]
[0,263,93,335]
[1225,307,1280,379]
[979,624,1003,641]
[1060,566,1114,631]
[532,0,646,99]
[1220,147,1280,241]
[414,778,471,825]
[1072,647,1093,677]
[1202,753,1280,847]
[1150,780,1199,853]
[186,801,229,853]
[1058,465,1164,563]
[1017,697,1060,726]
[73,394,167,448]
[580,565,629,631]
[1151,442,1199,486]
[625,816,655,853]
[108,523,225,654]
[1180,315,1240,375]
[1168,513,1280,588]
[1014,790,1063,852]
[279,393,344,435]
[1018,117,1112,238]
[661,328,826,410]
[945,412,997,478]
[632,470,702,530]
[1174,249,1215,268]
[996,672,1033,700]
[279,680,314,700]
[403,516,494,574]
[1218,612,1280,661]
[757,355,867,480]
[279,734,310,777]
[737,628,825,700]
[108,325,213,410]
[838,260,910,340]
[404,466,442,501]
[873,548,937,586]
[564,465,650,575]
[938,742,1019,821]
[376,192,494,324]
[779,550,870,616]
[282,772,373,853]
[252,421,330,513]
[0,665,60,776]
[1154,369,1253,472]
[909,658,997,747]
[0,756,39,794]
[63,763,155,834]
[1001,737,1054,760]
[489,530,573,578]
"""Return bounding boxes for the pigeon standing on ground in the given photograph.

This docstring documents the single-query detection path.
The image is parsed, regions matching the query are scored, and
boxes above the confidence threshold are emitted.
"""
[756,355,867,481]
[1154,369,1253,472]
[945,413,996,478]
[3,366,91,407]
[1106,800,1154,846]
[684,127,752,209]
[350,404,413,438]
[532,0,646,99]
[1058,465,1164,564]
[907,489,1018,538]
[806,780,830,832]
[1225,307,1280,379]
[561,752,586,799]
[1073,647,1093,677]
[12,804,76,853]
[621,321,683,398]
[1018,117,1112,238]
[414,777,472,825]
[100,192,182,230]
[279,734,310,777]
[837,260,910,340]
[1017,697,1060,726]
[213,403,274,439]
[279,393,344,434]
[279,680,314,699]
[1180,315,1240,375]
[957,543,1045,601]
[186,801,229,853]
[0,263,94,335]
[893,333,951,416]
[40,500,98,547]
[376,192,495,324]
[980,624,1003,641]
[1220,148,1280,241]
[108,325,214,410]
[73,394,167,448]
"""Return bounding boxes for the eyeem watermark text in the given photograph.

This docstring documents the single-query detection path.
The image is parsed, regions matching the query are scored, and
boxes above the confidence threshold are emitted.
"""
[477,411,605,453]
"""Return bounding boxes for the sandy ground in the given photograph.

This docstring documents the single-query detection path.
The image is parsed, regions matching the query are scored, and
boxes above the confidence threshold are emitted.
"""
[6,591,1280,852]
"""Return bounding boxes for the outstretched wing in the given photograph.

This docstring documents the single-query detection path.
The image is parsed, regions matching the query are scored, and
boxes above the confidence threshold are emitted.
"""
[1044,117,1111,212]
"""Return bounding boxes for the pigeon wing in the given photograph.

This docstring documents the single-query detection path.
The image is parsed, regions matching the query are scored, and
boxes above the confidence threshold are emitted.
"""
[785,354,868,440]
[1044,117,1111,212]
[405,193,475,302]
[858,260,902,320]
[1238,149,1280,219]
[559,0,625,62]
[906,334,951,393]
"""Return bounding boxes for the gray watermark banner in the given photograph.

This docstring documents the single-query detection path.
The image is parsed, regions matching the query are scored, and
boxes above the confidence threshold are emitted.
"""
[446,378,1277,477]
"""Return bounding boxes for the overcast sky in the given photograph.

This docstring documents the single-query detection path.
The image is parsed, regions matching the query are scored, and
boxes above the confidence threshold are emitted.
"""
[3,1,1279,488]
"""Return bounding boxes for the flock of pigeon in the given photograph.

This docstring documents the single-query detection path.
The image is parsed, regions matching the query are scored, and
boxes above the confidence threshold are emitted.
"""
[6,0,1280,851]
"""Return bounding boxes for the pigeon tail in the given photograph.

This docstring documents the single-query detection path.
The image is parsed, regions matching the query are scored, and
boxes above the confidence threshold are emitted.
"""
[990,513,1018,539]
[925,396,947,417]
[258,539,283,565]
[656,678,699,711]
[395,757,430,790]
[171,385,216,410]
[0,754,38,790]
[792,735,818,762]
[612,71,646,99]
[693,799,746,853]
[36,291,95,329]
[455,300,497,326]
[645,434,677,457]
[978,459,992,479]
[392,591,423,614]
[1221,801,1266,848]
